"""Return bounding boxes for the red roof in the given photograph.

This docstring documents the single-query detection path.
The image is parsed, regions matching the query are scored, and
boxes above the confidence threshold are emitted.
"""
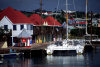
[75,22,88,24]
[30,14,46,25]
[70,18,75,21]
[45,16,61,26]
[0,7,33,24]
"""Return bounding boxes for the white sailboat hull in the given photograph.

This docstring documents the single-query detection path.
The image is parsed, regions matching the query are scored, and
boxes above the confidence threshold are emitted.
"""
[46,39,85,55]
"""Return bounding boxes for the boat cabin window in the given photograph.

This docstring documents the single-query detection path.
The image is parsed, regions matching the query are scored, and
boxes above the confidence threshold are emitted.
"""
[68,41,73,45]
[55,41,62,46]
[74,41,80,46]
[84,34,98,40]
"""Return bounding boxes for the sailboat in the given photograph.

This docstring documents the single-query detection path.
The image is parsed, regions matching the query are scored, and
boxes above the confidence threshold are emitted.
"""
[84,0,100,48]
[46,0,85,55]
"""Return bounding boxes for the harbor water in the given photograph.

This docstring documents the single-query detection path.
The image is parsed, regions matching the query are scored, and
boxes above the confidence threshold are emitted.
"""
[0,49,100,67]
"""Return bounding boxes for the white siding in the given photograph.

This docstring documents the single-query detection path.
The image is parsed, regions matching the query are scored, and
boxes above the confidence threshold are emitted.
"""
[12,24,33,37]
[24,24,27,29]
[12,28,21,37]
[0,16,33,37]
[0,16,13,29]
[27,24,33,35]
[12,24,24,37]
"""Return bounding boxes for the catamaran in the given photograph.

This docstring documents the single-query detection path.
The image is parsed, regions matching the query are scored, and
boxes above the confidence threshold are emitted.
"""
[46,0,85,55]
[46,39,85,55]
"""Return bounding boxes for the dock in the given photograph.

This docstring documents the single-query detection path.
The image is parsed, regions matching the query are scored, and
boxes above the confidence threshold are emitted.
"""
[9,41,55,50]
[0,41,55,58]
[0,40,99,57]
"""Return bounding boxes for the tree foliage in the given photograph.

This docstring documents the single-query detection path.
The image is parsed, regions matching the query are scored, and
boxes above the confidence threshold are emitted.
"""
[0,28,11,42]
[52,10,66,24]
[70,28,85,37]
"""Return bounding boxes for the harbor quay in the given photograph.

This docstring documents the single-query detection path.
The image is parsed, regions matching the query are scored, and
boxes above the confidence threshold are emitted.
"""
[0,41,55,58]
[0,7,100,56]
[0,40,96,58]
[0,6,100,59]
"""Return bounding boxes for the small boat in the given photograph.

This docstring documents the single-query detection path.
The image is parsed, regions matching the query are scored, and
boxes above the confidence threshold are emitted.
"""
[84,34,100,47]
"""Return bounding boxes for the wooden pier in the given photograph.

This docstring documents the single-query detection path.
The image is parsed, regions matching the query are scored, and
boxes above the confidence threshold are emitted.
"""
[0,41,55,58]
[9,41,55,50]
[1,40,100,57]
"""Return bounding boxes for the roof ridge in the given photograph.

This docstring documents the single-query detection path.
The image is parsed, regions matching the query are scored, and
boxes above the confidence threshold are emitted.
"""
[45,16,61,26]
[0,7,33,24]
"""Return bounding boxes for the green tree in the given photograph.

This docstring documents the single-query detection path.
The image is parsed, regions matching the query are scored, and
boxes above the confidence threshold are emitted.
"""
[70,28,85,37]
[52,10,66,24]
[0,27,11,42]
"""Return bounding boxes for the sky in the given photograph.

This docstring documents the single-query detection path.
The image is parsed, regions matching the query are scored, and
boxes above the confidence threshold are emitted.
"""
[0,0,100,12]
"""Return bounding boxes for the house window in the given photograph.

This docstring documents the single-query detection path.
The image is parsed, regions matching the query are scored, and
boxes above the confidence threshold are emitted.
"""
[27,25,33,30]
[30,25,33,30]
[76,24,78,26]
[4,25,8,30]
[27,24,30,30]
[13,25,17,30]
[20,25,24,30]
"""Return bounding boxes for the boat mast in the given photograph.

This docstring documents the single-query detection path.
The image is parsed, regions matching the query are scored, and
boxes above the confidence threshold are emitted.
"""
[91,11,93,42]
[40,0,43,43]
[85,0,88,34]
[66,0,68,40]
[40,0,43,25]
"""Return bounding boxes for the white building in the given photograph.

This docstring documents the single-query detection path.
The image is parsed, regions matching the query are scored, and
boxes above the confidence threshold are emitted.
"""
[0,7,34,47]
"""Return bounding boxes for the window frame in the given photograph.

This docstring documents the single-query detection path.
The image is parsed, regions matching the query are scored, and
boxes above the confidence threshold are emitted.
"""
[20,25,24,30]
[30,25,33,30]
[13,25,17,30]
[4,25,8,30]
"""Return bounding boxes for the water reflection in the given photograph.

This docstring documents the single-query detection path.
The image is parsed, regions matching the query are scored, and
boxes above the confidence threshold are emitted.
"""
[0,50,100,67]
[46,55,85,67]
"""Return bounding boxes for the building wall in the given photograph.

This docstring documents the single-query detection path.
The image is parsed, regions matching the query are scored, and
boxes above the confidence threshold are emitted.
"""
[98,24,100,27]
[0,16,33,37]
[0,16,13,29]
[12,24,33,37]
[98,19,100,27]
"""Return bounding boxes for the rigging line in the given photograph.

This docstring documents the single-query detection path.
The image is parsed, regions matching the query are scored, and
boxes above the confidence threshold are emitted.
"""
[73,0,81,39]
[73,0,77,18]
[52,0,60,34]
[68,0,76,22]
[66,0,68,40]
[56,0,60,11]
[54,0,60,24]
[73,0,78,38]
[54,0,60,25]
[86,0,88,34]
